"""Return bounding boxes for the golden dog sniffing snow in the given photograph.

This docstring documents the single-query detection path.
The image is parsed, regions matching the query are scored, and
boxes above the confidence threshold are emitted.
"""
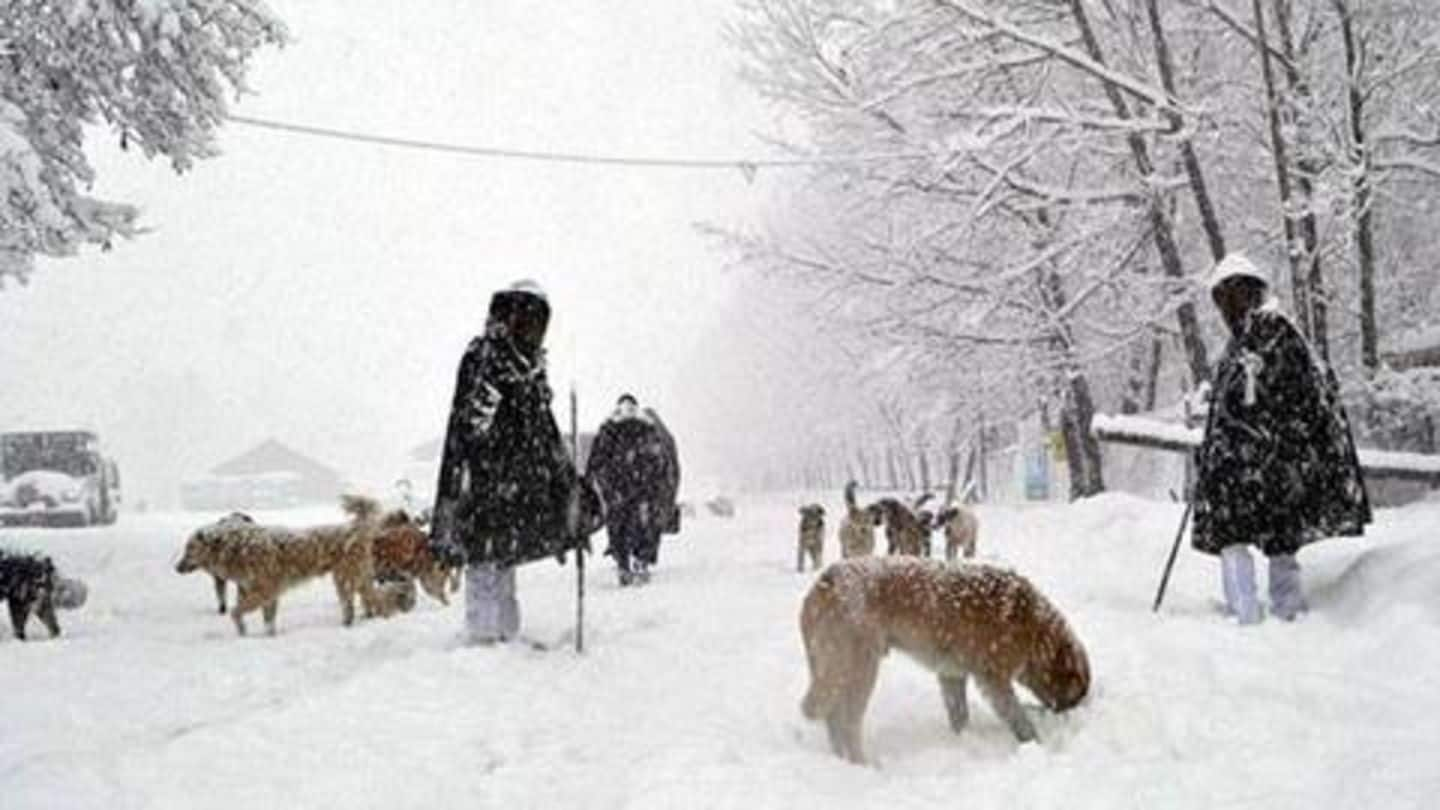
[800,557,1089,763]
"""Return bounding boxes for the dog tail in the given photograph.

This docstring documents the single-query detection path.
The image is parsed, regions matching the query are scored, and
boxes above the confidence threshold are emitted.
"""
[912,491,934,510]
[341,494,382,526]
[844,480,859,511]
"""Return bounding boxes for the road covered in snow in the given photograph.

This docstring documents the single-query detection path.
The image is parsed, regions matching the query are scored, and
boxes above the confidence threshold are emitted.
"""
[3,493,1439,809]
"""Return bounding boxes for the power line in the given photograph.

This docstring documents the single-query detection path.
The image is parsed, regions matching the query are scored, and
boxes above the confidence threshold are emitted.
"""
[226,113,932,172]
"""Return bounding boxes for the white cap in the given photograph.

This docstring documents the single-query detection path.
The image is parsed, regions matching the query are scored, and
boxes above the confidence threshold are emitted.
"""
[506,279,548,300]
[1207,253,1269,292]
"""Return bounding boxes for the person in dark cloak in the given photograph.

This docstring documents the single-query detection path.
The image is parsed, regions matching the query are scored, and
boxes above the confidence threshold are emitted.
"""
[1191,254,1370,624]
[584,394,676,586]
[429,280,599,644]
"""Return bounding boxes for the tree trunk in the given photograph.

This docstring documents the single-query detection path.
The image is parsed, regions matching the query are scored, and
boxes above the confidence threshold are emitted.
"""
[946,441,963,504]
[1037,261,1106,499]
[1273,0,1330,361]
[1252,0,1313,340]
[1335,0,1378,371]
[918,448,932,492]
[1068,0,1211,384]
[1144,0,1227,261]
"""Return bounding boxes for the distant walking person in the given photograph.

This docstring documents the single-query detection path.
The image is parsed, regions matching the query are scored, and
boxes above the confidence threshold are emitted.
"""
[1192,254,1370,624]
[585,394,677,586]
[429,280,597,645]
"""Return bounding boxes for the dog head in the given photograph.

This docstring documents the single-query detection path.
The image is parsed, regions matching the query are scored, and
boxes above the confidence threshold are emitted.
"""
[175,525,224,574]
[873,498,910,525]
[798,504,825,528]
[1019,627,1090,712]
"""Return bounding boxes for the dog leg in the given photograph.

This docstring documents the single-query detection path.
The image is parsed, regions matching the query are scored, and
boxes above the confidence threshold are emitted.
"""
[36,595,60,638]
[334,576,357,626]
[231,585,271,637]
[977,674,1038,743]
[797,543,805,573]
[837,647,881,764]
[213,575,228,614]
[938,674,970,733]
[8,597,29,640]
[262,599,279,637]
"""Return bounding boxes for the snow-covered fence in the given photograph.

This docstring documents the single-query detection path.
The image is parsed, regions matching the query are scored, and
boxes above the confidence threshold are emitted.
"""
[1091,414,1440,484]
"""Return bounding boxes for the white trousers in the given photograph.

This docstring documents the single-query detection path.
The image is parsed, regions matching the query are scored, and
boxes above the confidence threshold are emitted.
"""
[1221,546,1307,624]
[465,562,518,644]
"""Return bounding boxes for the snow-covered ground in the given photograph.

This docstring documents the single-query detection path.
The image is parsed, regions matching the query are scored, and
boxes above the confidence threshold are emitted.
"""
[4,493,1440,809]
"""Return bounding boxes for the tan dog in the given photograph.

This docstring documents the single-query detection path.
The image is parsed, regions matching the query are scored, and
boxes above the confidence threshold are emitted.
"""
[936,504,980,561]
[800,557,1089,763]
[175,495,381,636]
[838,482,879,558]
[373,511,454,605]
[796,504,826,572]
[874,497,930,557]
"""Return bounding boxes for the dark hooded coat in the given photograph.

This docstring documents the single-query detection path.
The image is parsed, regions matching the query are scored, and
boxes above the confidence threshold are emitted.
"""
[1191,305,1371,557]
[430,289,581,567]
[584,407,678,541]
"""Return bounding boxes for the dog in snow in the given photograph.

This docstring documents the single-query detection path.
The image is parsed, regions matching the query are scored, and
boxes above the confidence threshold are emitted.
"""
[174,495,382,636]
[873,497,931,557]
[796,504,826,572]
[837,482,880,559]
[371,509,456,606]
[934,502,980,561]
[0,547,61,641]
[799,557,1089,763]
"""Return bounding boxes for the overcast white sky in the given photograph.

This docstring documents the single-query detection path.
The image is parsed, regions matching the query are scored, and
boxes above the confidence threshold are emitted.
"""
[0,0,791,505]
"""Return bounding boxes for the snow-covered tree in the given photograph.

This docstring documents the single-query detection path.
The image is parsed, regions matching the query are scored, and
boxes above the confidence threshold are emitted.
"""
[0,0,286,287]
[722,0,1440,497]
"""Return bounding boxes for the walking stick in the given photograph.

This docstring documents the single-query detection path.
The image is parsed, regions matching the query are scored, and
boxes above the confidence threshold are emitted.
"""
[1152,502,1192,613]
[571,385,584,653]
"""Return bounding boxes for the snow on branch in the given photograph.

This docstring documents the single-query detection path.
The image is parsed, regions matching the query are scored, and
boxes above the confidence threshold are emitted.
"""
[935,0,1190,119]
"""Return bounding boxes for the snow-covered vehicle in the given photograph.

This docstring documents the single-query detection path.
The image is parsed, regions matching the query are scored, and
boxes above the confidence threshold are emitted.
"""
[0,430,121,527]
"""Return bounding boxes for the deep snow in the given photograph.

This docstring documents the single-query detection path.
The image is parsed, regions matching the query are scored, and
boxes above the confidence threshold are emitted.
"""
[3,493,1440,809]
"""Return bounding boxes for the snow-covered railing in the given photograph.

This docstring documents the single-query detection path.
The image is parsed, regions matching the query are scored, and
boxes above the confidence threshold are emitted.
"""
[1091,413,1440,483]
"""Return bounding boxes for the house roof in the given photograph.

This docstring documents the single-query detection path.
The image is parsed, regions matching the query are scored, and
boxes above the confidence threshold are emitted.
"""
[210,439,341,481]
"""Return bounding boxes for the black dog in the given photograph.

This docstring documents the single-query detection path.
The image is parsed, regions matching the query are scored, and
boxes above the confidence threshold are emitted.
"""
[0,548,61,640]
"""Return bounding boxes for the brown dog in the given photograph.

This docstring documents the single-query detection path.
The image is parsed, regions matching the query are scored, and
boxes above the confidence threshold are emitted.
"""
[800,557,1089,763]
[936,504,980,561]
[874,497,930,557]
[797,504,826,572]
[372,510,454,605]
[838,482,879,558]
[175,495,381,636]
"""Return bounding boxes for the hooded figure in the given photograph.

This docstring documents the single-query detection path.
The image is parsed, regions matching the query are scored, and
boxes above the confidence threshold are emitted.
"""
[1191,254,1370,624]
[430,280,595,643]
[584,395,678,585]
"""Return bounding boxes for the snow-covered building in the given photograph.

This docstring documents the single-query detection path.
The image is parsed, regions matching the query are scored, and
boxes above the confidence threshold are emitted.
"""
[180,439,345,510]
